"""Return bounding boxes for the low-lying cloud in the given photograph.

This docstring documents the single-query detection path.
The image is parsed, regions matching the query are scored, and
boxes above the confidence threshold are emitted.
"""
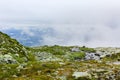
[1,0,120,47]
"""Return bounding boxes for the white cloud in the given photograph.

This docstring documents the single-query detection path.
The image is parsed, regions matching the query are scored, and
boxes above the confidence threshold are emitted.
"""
[0,0,120,47]
[37,24,120,47]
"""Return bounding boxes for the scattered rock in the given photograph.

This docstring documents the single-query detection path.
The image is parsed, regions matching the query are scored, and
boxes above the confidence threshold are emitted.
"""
[17,63,27,71]
[34,52,62,62]
[12,75,18,78]
[72,71,91,79]
[71,47,80,52]
[85,53,100,60]
[0,54,17,64]
[113,62,120,65]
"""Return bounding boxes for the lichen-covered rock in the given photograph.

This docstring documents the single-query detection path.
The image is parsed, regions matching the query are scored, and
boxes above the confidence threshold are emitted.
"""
[71,47,80,52]
[17,63,27,71]
[34,52,62,62]
[85,53,100,60]
[72,71,91,79]
[1,31,120,80]
[0,54,17,64]
[113,61,120,65]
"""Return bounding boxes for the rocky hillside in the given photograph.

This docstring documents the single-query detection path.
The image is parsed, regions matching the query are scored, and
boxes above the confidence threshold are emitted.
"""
[1,31,120,80]
[0,31,26,54]
[0,31,31,64]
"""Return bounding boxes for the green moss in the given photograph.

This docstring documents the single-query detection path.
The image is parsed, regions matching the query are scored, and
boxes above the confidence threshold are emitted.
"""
[80,46,96,53]
[31,45,71,55]
[69,52,85,60]
[0,64,19,79]
[102,53,120,61]
[1,31,120,80]
[75,77,91,80]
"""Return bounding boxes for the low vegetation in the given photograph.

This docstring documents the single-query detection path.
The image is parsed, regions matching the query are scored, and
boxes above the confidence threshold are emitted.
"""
[1,31,120,80]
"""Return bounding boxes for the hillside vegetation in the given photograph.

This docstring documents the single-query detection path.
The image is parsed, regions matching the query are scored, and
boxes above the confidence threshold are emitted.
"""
[0,31,120,80]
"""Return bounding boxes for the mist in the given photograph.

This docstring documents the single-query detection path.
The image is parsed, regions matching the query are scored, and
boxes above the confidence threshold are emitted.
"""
[1,0,120,47]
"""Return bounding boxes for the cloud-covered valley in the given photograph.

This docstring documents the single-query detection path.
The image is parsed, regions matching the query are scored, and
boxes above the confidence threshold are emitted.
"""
[1,0,120,47]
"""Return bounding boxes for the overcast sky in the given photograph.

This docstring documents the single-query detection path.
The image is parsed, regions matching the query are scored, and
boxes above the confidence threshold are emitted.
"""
[1,0,120,47]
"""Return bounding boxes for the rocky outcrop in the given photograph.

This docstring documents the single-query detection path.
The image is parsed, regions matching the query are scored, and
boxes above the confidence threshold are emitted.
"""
[0,54,17,64]
[1,31,120,80]
[84,47,120,61]
[34,52,62,62]
[72,71,91,79]
[85,53,100,60]
[70,47,80,52]
[0,31,29,63]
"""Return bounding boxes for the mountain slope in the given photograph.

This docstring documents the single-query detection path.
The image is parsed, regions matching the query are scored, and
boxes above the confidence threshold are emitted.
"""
[1,31,120,80]
[0,31,26,54]
[0,31,29,64]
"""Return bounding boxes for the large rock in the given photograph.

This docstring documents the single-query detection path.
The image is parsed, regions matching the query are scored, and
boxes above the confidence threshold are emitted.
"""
[85,53,100,60]
[72,71,91,79]
[71,47,80,52]
[0,54,17,64]
[34,52,61,62]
